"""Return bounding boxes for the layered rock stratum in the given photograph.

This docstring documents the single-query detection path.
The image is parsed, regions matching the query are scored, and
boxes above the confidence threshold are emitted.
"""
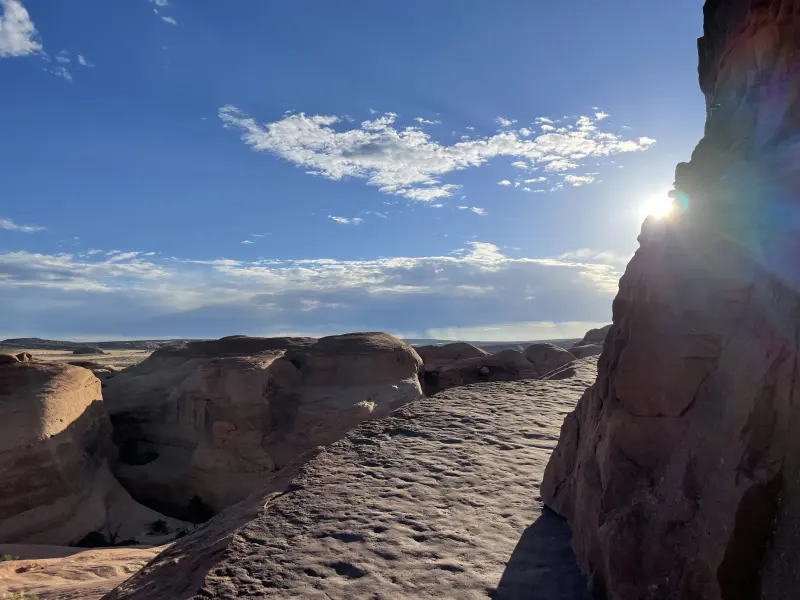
[104,358,599,600]
[0,362,173,545]
[542,1,800,598]
[103,333,424,519]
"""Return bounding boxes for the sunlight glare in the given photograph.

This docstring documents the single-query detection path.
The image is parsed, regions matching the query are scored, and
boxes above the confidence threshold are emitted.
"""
[643,194,675,219]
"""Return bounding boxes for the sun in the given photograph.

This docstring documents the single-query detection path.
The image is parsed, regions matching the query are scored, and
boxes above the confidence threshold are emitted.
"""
[642,194,675,219]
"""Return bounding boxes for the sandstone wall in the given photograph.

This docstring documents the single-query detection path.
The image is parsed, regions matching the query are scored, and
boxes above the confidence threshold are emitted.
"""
[542,1,800,598]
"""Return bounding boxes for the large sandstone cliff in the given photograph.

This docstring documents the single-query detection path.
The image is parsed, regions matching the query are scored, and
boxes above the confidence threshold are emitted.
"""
[542,1,800,599]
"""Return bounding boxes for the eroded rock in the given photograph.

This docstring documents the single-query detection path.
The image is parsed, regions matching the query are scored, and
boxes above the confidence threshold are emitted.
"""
[0,362,174,545]
[104,333,423,519]
[542,1,800,597]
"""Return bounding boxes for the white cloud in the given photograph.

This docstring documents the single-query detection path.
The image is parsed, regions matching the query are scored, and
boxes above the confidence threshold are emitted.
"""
[414,117,441,125]
[563,174,596,187]
[150,0,169,5]
[0,0,41,58]
[595,111,610,120]
[54,49,69,63]
[328,215,363,225]
[77,54,94,68]
[496,117,517,127]
[524,177,547,183]
[469,207,486,216]
[240,240,254,244]
[497,180,512,186]
[0,218,44,233]
[161,15,177,25]
[0,242,620,339]
[47,65,72,81]
[518,128,531,137]
[511,161,527,169]
[219,106,654,203]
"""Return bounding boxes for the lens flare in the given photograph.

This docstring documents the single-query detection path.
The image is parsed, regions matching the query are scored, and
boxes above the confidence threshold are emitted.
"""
[643,195,675,219]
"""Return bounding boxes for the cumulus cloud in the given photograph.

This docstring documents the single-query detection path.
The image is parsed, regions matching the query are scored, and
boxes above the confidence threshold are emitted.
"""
[218,106,655,203]
[563,174,596,187]
[414,117,441,125]
[328,215,363,225]
[0,242,621,339]
[0,0,41,58]
[496,117,517,127]
[497,180,512,186]
[0,218,44,233]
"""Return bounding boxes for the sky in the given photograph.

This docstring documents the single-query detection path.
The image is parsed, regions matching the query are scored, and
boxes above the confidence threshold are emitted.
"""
[0,0,705,342]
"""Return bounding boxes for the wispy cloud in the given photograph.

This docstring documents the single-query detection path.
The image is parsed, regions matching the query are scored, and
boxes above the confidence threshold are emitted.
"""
[0,218,45,233]
[0,0,41,58]
[150,0,169,5]
[457,206,487,216]
[46,64,72,81]
[0,242,620,338]
[161,15,177,25]
[414,117,441,125]
[77,54,94,68]
[496,117,517,127]
[219,107,654,203]
[240,240,254,244]
[328,215,363,225]
[54,49,69,63]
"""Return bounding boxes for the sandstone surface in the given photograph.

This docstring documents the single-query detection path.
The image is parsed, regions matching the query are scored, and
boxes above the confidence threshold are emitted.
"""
[542,1,800,598]
[104,333,424,519]
[523,344,576,377]
[105,359,597,600]
[0,362,175,545]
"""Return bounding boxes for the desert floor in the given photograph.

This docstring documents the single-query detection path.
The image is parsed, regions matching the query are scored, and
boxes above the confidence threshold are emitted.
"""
[2,349,152,369]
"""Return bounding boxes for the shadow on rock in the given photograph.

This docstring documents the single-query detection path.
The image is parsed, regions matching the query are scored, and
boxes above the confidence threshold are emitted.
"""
[492,508,592,600]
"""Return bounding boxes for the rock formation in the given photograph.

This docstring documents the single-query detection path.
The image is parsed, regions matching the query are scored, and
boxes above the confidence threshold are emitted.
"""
[414,342,489,367]
[571,325,611,349]
[524,343,576,377]
[421,348,539,395]
[103,333,424,519]
[0,362,173,545]
[542,1,800,598]
[105,358,598,600]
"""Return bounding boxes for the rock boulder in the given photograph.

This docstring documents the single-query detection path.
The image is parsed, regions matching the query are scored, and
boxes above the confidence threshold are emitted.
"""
[524,343,576,377]
[104,333,423,519]
[0,362,173,544]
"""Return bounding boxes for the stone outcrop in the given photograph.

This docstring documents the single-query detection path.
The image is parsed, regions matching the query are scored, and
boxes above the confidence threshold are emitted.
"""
[571,325,611,349]
[414,342,488,367]
[421,348,539,395]
[569,344,603,359]
[0,362,173,545]
[542,1,800,598]
[103,333,423,520]
[524,343,576,377]
[105,360,598,600]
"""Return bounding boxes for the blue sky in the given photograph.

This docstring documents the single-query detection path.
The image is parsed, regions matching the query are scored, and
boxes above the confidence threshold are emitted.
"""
[0,0,704,341]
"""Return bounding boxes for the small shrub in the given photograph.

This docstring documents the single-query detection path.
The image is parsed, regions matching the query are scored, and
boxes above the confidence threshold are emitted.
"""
[1,554,16,561]
[147,518,169,535]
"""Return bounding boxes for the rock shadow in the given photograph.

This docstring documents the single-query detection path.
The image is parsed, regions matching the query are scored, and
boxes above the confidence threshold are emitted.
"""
[492,507,593,600]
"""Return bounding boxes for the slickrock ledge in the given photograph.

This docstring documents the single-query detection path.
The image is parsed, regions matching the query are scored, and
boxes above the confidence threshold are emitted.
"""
[105,358,598,600]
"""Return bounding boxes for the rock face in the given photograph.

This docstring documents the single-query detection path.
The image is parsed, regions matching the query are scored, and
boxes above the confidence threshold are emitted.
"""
[569,344,603,359]
[524,344,576,377]
[103,333,424,519]
[571,325,611,349]
[105,360,598,600]
[0,362,170,545]
[414,342,488,367]
[542,2,800,598]
[421,349,539,395]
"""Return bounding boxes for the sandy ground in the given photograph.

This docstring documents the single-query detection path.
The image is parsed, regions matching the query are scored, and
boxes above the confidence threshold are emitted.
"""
[2,349,151,370]
[0,545,164,600]
[109,358,598,599]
